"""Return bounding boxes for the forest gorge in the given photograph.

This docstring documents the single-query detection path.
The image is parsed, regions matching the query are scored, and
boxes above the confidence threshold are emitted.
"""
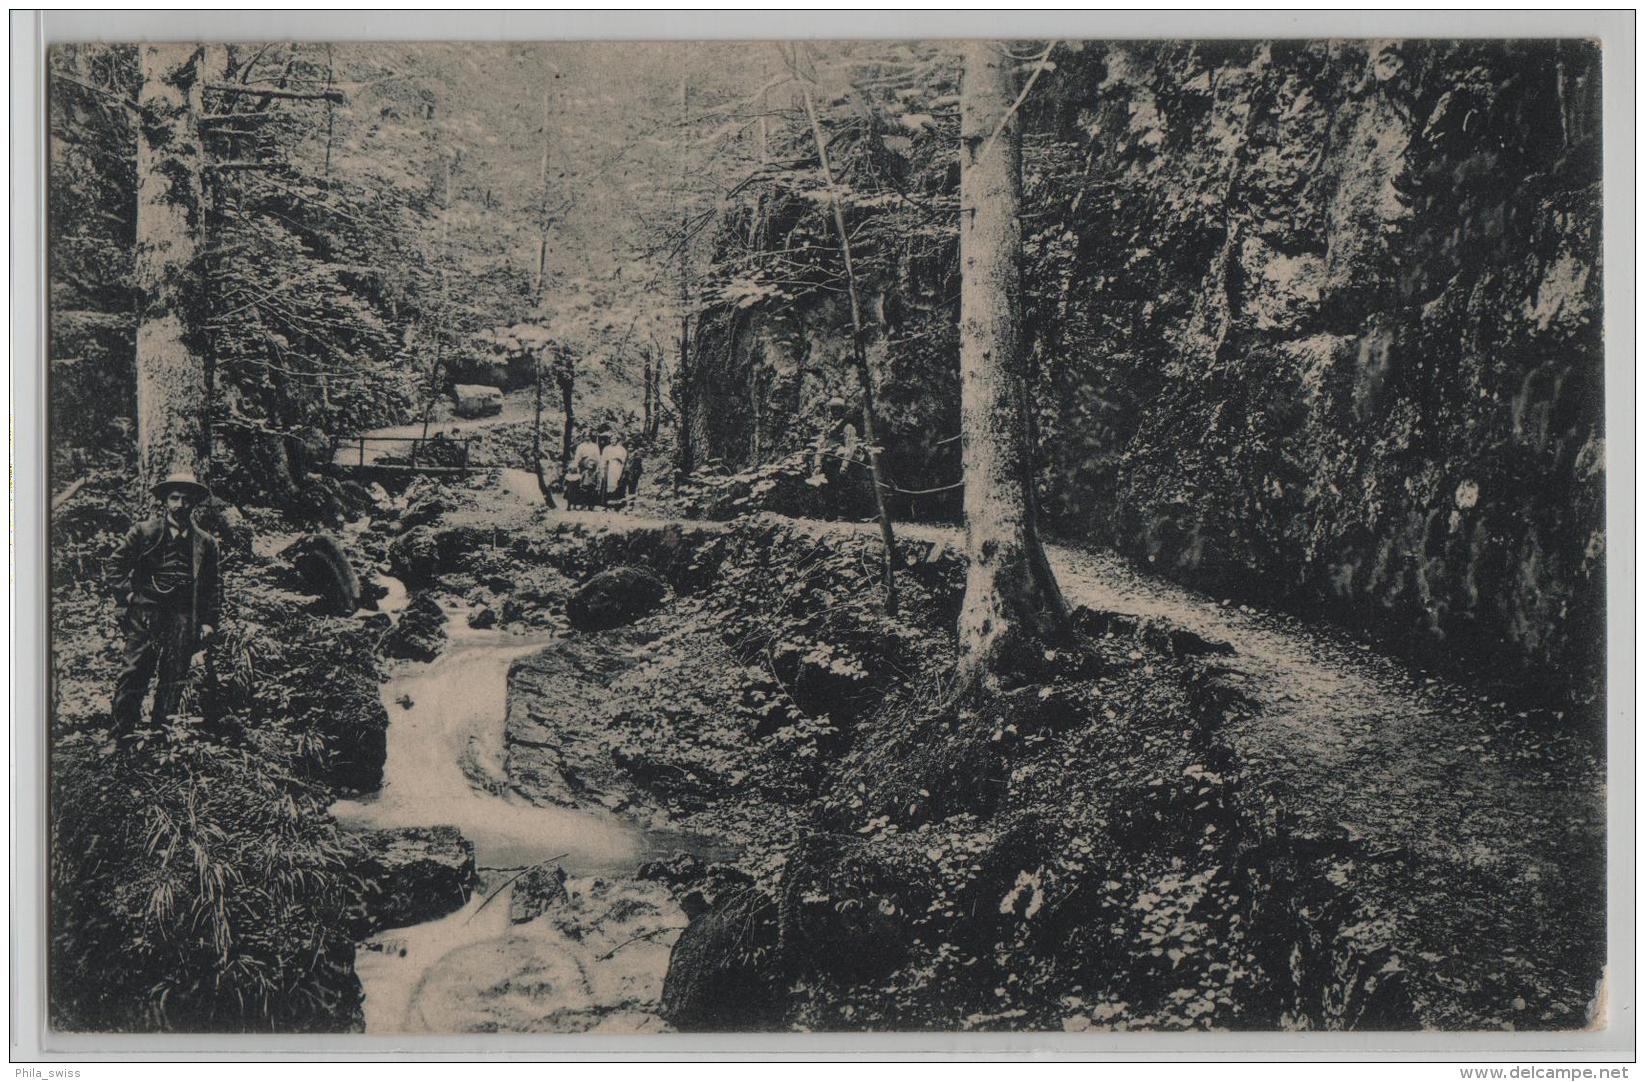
[47,40,1604,1033]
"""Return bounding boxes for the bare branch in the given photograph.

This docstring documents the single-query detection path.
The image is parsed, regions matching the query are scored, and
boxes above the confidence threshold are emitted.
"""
[969,40,1058,171]
[205,83,345,104]
[49,67,138,112]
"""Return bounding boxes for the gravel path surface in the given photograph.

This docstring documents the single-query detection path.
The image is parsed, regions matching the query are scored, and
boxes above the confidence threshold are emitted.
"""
[808,517,1610,1027]
[460,481,1609,1027]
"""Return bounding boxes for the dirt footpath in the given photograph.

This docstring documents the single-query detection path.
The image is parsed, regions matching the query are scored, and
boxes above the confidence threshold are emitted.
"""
[812,517,1607,1028]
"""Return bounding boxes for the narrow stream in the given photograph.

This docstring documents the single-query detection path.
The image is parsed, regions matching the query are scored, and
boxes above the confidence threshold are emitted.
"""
[332,620,643,871]
[330,601,719,1033]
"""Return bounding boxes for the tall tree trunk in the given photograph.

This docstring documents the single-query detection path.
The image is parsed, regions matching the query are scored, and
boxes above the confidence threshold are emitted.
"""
[532,86,551,307]
[532,348,544,463]
[531,347,556,508]
[673,73,695,478]
[674,314,694,476]
[798,67,899,615]
[647,350,664,441]
[555,354,576,467]
[955,40,1068,687]
[750,358,764,464]
[322,43,336,177]
[134,44,209,494]
[642,350,654,440]
[421,152,453,442]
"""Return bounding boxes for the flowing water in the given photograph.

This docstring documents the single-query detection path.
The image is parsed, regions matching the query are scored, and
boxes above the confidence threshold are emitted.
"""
[333,621,644,870]
[331,609,721,1033]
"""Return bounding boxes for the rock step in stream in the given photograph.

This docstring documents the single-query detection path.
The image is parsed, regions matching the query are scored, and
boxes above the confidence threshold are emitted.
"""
[332,608,719,1034]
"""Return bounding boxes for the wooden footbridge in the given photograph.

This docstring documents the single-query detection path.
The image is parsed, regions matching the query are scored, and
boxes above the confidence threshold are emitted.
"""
[330,433,486,478]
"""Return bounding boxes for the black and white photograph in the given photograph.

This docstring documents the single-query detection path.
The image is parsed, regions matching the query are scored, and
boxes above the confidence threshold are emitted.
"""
[30,21,1623,1049]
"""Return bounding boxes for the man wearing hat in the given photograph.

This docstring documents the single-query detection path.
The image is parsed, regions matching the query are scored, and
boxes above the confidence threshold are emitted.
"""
[110,469,222,736]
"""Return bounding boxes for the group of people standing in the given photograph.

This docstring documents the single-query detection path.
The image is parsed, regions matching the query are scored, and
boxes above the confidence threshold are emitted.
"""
[104,400,845,735]
[563,424,640,511]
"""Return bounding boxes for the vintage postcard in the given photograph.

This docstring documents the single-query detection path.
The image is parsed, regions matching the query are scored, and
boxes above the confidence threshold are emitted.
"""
[27,17,1625,1057]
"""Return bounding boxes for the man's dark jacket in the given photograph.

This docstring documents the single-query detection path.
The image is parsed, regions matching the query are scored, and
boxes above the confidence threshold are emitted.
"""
[113,516,223,630]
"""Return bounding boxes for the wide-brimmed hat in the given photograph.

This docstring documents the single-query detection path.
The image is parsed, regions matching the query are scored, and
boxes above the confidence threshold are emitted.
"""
[151,470,210,502]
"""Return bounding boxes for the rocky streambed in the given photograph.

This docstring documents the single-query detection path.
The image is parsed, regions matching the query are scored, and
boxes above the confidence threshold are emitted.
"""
[332,597,730,1034]
[317,477,1602,1035]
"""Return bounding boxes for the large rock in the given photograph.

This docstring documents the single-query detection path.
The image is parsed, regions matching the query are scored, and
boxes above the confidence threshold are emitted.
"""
[524,522,728,596]
[336,478,377,516]
[281,532,361,615]
[451,383,503,419]
[566,566,667,631]
[267,620,389,796]
[660,888,786,1032]
[399,493,450,532]
[444,355,511,390]
[388,524,493,591]
[774,835,938,982]
[387,527,440,588]
[767,628,902,729]
[1028,40,1605,721]
[348,825,478,934]
[434,525,489,568]
[504,632,651,807]
[382,593,448,661]
[509,863,569,924]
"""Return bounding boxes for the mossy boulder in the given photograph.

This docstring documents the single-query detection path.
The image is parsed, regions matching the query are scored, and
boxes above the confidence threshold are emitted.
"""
[566,566,667,631]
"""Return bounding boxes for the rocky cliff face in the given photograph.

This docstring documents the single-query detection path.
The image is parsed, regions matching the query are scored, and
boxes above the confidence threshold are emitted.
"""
[1038,39,1603,717]
[692,39,1605,718]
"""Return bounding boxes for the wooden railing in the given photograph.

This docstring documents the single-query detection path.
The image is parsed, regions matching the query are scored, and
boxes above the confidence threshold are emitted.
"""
[330,434,478,475]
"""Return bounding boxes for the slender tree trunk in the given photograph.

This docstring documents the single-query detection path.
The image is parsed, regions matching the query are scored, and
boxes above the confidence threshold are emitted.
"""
[798,70,899,615]
[674,313,693,476]
[556,355,576,467]
[322,43,336,177]
[673,73,695,478]
[134,44,209,494]
[641,351,652,438]
[532,87,551,307]
[647,350,664,441]
[419,333,444,444]
[955,40,1068,687]
[420,152,453,442]
[529,85,555,506]
[531,347,556,508]
[198,44,229,471]
[532,348,544,462]
[757,50,771,165]
[750,359,764,464]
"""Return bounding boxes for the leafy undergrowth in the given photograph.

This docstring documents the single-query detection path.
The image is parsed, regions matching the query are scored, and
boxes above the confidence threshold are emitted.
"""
[49,468,389,1032]
[490,513,1427,1032]
[671,449,879,522]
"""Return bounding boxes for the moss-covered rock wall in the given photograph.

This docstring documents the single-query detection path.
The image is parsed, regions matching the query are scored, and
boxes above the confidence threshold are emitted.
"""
[689,39,1605,717]
[1037,39,1603,715]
